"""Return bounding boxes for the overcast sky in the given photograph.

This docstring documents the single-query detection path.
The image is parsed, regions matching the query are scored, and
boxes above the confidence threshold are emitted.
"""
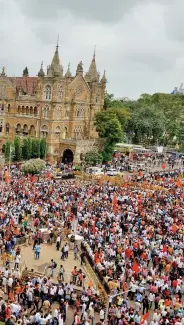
[0,0,184,98]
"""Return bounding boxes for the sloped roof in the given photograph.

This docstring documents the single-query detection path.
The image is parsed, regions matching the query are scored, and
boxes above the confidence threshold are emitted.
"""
[9,77,38,96]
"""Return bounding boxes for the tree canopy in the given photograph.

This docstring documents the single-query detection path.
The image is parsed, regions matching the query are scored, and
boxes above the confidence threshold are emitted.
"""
[95,92,184,150]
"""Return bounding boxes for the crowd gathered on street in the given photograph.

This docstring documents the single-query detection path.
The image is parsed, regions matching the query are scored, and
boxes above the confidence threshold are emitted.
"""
[0,155,183,325]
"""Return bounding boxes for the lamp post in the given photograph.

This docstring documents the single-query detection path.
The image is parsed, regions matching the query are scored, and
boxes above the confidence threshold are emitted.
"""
[8,143,12,174]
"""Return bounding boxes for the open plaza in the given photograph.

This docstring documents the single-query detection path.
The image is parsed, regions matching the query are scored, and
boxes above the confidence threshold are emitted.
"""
[0,153,183,325]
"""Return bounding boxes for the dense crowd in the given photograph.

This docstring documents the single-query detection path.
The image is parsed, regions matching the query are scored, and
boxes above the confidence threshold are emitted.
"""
[0,161,183,325]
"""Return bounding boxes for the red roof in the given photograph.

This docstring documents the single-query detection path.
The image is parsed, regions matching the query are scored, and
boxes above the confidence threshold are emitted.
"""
[9,77,38,96]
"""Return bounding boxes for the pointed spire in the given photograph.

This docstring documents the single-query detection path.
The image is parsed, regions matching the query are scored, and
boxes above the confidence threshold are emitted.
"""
[85,48,99,82]
[1,67,6,77]
[38,62,45,77]
[65,63,72,78]
[49,37,63,77]
[101,70,107,84]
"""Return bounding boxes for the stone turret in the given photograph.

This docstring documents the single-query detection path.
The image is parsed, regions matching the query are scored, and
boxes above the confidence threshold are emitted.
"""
[38,62,45,77]
[65,63,72,78]
[85,48,99,82]
[101,70,107,84]
[48,41,63,77]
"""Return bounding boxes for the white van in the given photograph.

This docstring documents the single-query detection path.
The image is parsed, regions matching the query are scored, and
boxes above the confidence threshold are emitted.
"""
[86,167,104,175]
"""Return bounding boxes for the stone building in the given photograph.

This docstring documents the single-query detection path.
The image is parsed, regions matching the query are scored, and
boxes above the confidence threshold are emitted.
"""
[0,44,107,163]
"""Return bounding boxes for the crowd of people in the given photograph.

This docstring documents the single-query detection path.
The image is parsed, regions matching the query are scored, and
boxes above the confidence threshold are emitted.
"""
[0,161,183,325]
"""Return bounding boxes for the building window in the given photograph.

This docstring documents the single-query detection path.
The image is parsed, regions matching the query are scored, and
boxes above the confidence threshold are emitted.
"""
[43,106,49,118]
[55,126,61,140]
[6,123,10,134]
[0,121,3,132]
[63,126,68,139]
[65,106,70,118]
[73,126,83,139]
[58,87,63,101]
[40,125,48,138]
[16,124,21,134]
[30,125,36,137]
[44,85,52,100]
[0,103,4,114]
[75,105,84,118]
[23,124,28,135]
[8,104,11,113]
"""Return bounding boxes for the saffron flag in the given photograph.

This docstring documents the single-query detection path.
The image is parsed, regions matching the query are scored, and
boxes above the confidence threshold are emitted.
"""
[132,261,140,273]
[31,175,37,183]
[4,170,9,183]
[172,224,177,233]
[140,312,149,324]
[176,179,182,187]
[112,195,118,206]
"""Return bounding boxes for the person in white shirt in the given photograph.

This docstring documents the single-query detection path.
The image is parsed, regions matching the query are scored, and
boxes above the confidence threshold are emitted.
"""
[100,308,105,321]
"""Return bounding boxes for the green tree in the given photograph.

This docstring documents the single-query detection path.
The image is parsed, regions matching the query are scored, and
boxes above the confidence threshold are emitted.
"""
[14,136,22,161]
[31,139,40,158]
[95,111,123,162]
[84,151,103,165]
[40,138,47,159]
[27,137,32,159]
[126,105,165,144]
[5,141,14,162]
[22,138,32,160]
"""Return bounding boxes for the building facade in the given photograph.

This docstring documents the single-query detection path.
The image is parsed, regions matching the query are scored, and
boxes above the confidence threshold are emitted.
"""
[0,45,107,163]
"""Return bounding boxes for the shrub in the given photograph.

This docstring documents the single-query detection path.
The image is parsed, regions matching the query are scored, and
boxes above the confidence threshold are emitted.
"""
[22,158,46,175]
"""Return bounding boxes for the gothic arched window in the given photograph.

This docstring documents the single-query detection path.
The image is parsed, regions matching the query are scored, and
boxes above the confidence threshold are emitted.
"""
[73,126,83,139]
[58,87,63,101]
[43,105,49,118]
[40,124,48,138]
[44,85,52,100]
[75,105,84,118]
[55,126,61,139]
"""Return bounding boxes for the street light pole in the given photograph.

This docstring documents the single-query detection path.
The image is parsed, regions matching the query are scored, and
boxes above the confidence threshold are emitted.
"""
[8,144,12,174]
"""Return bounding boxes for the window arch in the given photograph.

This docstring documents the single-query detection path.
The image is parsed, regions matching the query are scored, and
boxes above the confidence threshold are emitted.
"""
[34,107,38,115]
[44,85,52,100]
[17,105,21,114]
[29,125,36,137]
[0,120,3,133]
[43,105,49,118]
[65,106,70,118]
[63,126,68,139]
[23,124,28,134]
[40,124,48,138]
[58,86,63,101]
[30,106,33,115]
[75,105,84,118]
[26,106,29,115]
[55,126,61,140]
[73,126,83,139]
[16,123,21,134]
[6,123,10,134]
